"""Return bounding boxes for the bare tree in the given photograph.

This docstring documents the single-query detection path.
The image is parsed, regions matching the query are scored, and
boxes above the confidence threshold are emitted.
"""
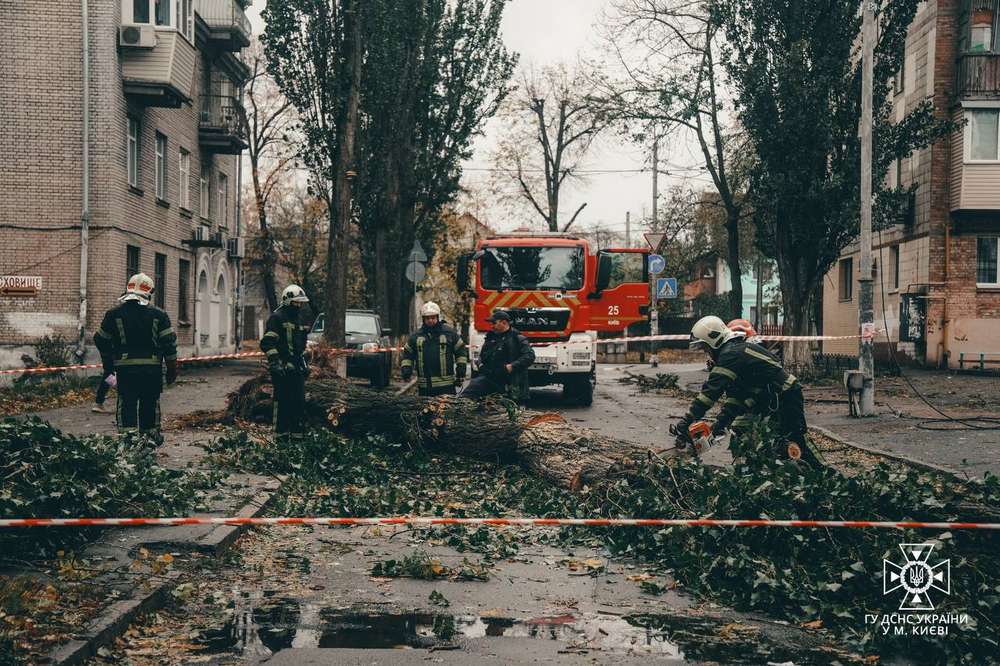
[237,39,297,313]
[600,0,749,318]
[493,65,611,232]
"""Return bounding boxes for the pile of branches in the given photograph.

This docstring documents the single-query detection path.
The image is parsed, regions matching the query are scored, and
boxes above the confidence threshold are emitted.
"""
[617,371,680,393]
[0,418,210,558]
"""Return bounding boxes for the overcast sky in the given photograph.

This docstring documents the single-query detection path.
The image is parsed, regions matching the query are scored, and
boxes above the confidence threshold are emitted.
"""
[247,0,703,242]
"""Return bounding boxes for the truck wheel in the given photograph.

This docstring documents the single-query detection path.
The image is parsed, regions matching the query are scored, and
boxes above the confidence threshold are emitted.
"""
[578,376,594,406]
[563,376,593,406]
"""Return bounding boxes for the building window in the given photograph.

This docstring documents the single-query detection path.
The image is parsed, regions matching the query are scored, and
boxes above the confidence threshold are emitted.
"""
[179,149,190,210]
[132,0,150,23]
[890,245,900,290]
[893,45,905,95]
[179,0,193,41]
[971,5,996,52]
[155,133,167,200]
[218,173,229,228]
[155,0,172,26]
[127,117,140,188]
[126,245,141,281]
[154,253,167,308]
[968,108,1000,161]
[978,236,1000,285]
[179,259,191,322]
[838,257,854,301]
[200,166,211,219]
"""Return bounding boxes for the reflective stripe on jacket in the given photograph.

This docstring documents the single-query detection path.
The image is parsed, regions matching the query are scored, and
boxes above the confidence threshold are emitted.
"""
[94,301,176,370]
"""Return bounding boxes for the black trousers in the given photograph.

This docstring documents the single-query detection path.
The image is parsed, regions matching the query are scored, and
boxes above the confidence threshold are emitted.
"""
[116,369,162,435]
[419,384,457,398]
[459,375,505,400]
[95,369,114,405]
[272,371,306,434]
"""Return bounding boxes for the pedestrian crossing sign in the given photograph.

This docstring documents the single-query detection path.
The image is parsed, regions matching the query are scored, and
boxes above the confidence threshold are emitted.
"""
[656,277,678,299]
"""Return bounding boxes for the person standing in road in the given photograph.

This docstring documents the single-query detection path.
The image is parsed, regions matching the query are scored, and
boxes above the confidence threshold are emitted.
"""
[459,310,535,403]
[93,273,177,442]
[401,302,468,397]
[91,364,116,414]
[260,285,311,435]
[671,315,823,466]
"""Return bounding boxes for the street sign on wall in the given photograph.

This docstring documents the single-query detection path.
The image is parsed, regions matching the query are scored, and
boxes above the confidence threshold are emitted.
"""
[0,275,42,297]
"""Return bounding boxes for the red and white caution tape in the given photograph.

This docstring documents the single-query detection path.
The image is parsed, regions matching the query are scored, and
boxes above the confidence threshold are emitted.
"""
[1,516,996,530]
[0,351,267,376]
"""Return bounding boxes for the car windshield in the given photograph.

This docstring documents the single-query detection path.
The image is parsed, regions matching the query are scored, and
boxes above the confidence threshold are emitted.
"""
[479,246,585,291]
[311,313,379,336]
[345,314,379,336]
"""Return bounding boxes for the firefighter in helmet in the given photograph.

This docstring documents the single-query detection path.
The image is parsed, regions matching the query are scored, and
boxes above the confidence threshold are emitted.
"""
[401,301,468,397]
[260,285,311,434]
[94,273,177,442]
[672,315,823,466]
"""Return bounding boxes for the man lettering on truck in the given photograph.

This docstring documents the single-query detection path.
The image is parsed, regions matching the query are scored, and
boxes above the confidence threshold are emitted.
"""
[460,310,535,403]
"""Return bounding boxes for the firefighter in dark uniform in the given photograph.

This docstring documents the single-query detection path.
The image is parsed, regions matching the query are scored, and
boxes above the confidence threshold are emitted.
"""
[672,315,823,466]
[260,284,311,434]
[94,273,177,441]
[400,302,468,397]
[459,310,535,403]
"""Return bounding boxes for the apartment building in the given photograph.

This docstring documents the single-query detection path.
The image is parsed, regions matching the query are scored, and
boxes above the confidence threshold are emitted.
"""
[823,0,1000,368]
[0,0,250,368]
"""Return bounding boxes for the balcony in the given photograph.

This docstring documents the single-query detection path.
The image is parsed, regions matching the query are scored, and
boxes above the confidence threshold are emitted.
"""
[196,0,251,51]
[121,30,196,108]
[199,94,248,154]
[956,53,1000,99]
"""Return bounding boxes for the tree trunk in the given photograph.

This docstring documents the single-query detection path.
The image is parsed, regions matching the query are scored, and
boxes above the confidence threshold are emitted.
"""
[252,171,279,313]
[227,377,671,492]
[779,266,813,368]
[725,206,743,320]
[323,0,362,366]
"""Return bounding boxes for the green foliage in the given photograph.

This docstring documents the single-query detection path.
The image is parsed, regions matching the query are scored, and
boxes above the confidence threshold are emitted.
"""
[371,551,489,581]
[713,0,958,332]
[33,335,73,368]
[690,293,735,321]
[0,418,212,558]
[428,589,450,607]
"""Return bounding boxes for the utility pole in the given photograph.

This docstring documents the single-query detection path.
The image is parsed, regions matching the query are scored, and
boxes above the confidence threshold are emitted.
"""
[755,254,764,331]
[858,0,876,416]
[625,211,631,248]
[650,128,659,367]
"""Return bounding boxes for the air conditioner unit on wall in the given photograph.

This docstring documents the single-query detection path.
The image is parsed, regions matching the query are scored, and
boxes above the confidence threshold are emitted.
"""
[193,225,210,242]
[119,24,157,49]
[227,237,246,259]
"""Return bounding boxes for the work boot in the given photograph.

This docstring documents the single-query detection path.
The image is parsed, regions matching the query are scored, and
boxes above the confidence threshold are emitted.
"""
[91,404,110,414]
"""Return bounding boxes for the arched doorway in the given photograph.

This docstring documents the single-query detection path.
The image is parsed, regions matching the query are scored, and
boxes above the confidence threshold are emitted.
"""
[216,271,230,348]
[196,270,210,350]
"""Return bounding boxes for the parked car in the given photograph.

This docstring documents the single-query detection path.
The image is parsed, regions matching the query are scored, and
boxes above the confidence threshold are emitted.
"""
[308,310,393,388]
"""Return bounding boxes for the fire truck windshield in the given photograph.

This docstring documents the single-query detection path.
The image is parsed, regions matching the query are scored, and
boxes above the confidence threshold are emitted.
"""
[480,246,585,291]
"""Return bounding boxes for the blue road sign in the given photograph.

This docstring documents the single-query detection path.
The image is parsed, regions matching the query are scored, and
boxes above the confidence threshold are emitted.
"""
[656,277,678,299]
[648,254,666,275]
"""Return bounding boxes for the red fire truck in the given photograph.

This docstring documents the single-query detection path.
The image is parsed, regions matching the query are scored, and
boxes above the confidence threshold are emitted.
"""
[457,233,650,404]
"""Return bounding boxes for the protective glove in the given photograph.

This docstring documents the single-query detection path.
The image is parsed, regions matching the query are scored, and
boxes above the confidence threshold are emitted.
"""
[670,419,693,449]
[269,361,286,379]
[401,366,413,381]
[165,358,178,385]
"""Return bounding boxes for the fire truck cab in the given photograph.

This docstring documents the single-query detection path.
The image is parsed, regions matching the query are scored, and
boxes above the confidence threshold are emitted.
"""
[457,233,650,405]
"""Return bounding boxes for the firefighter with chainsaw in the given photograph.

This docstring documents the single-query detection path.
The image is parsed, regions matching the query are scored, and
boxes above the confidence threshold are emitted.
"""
[401,302,468,397]
[671,315,823,466]
[260,285,311,434]
[94,273,177,442]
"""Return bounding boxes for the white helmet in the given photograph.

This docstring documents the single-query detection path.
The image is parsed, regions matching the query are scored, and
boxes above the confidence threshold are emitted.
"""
[689,315,734,351]
[121,273,154,305]
[281,284,309,307]
[420,301,441,318]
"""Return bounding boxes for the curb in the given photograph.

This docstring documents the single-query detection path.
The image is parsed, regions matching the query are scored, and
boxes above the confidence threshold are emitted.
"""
[809,424,967,479]
[46,478,284,665]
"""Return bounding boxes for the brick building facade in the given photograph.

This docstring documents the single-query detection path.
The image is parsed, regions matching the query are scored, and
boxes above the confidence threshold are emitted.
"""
[823,0,1000,368]
[0,0,250,369]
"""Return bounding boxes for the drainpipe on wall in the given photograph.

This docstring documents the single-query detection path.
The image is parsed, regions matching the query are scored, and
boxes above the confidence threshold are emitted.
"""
[940,221,952,369]
[76,0,91,362]
[234,149,243,352]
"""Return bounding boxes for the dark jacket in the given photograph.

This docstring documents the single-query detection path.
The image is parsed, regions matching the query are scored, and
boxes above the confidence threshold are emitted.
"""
[94,301,177,375]
[260,305,309,372]
[479,327,535,398]
[682,338,798,433]
[401,322,467,390]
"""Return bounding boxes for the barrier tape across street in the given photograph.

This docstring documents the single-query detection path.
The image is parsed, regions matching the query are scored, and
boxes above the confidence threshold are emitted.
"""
[0,516,997,530]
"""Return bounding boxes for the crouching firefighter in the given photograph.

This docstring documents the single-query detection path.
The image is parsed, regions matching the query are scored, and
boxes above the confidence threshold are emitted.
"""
[94,273,177,442]
[401,302,467,397]
[671,315,824,466]
[459,310,535,403]
[260,285,311,434]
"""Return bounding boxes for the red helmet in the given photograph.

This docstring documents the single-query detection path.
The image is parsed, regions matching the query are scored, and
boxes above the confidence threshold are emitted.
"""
[727,318,757,338]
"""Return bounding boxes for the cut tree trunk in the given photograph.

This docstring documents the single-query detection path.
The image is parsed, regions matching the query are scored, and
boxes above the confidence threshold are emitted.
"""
[228,376,674,492]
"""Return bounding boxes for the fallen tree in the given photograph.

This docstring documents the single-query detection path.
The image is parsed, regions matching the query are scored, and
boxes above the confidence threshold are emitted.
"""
[227,375,670,490]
